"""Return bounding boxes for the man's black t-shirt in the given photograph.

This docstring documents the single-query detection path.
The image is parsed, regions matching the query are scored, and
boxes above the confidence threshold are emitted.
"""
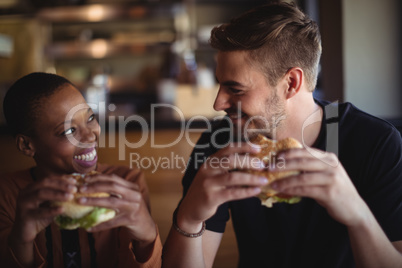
[181,100,402,268]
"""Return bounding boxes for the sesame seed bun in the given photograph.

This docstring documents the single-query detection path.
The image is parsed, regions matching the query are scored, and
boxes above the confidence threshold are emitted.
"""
[53,171,116,230]
[244,134,303,207]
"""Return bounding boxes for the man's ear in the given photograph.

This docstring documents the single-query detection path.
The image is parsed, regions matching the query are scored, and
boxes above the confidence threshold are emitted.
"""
[16,135,35,157]
[284,67,303,99]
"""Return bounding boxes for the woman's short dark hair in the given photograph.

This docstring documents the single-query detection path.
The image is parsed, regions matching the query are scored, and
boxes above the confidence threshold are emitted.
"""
[209,2,322,91]
[3,72,73,137]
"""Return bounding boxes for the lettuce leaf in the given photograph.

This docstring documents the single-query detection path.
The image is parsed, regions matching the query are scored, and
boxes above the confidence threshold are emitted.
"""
[272,196,302,204]
[55,207,114,229]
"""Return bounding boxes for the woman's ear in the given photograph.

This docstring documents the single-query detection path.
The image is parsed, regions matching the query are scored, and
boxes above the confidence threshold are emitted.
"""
[284,67,303,99]
[16,135,35,157]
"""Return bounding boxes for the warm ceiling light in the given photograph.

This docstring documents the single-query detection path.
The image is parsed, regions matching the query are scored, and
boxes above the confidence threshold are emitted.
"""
[90,39,108,58]
[87,5,105,22]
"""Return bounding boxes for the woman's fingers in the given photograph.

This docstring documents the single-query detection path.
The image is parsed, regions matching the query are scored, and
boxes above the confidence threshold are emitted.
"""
[29,175,77,193]
[84,174,140,190]
[77,194,141,210]
[79,174,140,200]
[25,206,64,219]
[18,178,76,208]
[76,174,143,211]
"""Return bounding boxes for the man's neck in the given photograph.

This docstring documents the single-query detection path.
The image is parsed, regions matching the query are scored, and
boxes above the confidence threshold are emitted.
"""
[278,93,323,147]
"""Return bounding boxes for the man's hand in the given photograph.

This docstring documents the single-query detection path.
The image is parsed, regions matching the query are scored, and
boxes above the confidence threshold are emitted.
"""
[269,148,369,227]
[177,142,269,233]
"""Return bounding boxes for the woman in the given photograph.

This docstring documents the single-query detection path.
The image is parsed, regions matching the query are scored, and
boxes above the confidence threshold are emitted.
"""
[0,72,162,267]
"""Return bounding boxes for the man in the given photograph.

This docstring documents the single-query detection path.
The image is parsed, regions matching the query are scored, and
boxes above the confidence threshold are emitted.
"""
[163,2,402,267]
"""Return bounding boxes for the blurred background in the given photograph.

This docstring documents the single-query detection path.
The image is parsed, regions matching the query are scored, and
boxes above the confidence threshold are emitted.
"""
[0,0,401,267]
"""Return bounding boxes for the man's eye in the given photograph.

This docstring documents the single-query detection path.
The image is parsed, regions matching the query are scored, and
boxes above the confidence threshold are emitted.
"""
[230,88,242,94]
[62,128,75,135]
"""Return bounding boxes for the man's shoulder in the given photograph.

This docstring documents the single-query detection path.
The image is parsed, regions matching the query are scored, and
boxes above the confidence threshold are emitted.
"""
[192,118,232,151]
[317,99,400,138]
[341,102,399,140]
[201,118,231,138]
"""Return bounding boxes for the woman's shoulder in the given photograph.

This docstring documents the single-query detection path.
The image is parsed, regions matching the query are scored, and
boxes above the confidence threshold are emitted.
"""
[0,168,32,188]
[0,168,32,203]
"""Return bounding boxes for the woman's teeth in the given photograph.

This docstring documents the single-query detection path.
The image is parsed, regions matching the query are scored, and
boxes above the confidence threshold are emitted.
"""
[74,149,97,161]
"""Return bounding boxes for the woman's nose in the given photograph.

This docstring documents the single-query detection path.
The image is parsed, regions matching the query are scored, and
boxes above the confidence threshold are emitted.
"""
[80,124,98,144]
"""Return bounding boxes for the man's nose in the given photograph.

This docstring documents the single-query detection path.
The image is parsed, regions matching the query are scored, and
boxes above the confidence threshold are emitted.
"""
[213,88,231,111]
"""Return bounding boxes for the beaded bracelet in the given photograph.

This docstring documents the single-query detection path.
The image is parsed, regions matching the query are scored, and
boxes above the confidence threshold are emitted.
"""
[173,208,206,238]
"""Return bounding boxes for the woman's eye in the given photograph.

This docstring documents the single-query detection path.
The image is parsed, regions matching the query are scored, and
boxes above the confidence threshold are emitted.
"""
[88,114,95,122]
[62,128,75,136]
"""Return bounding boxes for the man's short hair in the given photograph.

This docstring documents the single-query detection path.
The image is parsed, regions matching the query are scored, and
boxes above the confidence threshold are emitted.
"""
[209,2,322,91]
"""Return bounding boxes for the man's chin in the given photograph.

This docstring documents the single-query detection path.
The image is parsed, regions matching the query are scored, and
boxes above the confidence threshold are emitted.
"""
[231,124,272,142]
[225,115,275,141]
[244,129,273,142]
[230,123,247,141]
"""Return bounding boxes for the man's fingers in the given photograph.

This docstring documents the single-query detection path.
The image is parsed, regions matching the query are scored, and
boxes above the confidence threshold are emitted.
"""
[221,172,268,187]
[277,185,331,202]
[217,171,268,202]
[220,185,262,202]
[200,172,267,205]
[200,142,263,175]
[270,172,331,191]
[204,154,264,171]
[273,149,339,172]
[213,142,261,159]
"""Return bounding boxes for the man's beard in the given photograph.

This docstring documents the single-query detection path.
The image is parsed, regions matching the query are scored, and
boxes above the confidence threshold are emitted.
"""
[233,92,286,142]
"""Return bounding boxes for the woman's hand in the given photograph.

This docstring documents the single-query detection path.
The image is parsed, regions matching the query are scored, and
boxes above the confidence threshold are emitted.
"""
[76,174,157,245]
[8,175,77,266]
[11,175,77,244]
